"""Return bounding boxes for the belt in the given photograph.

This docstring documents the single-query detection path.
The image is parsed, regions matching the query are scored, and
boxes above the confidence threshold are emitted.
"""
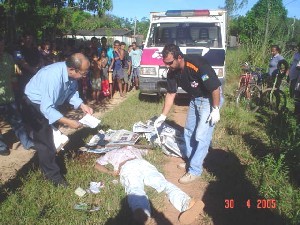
[118,157,137,170]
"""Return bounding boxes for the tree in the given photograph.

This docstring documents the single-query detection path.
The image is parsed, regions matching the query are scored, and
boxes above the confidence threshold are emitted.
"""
[225,0,248,16]
[0,0,113,43]
[73,0,113,17]
[229,0,288,46]
[136,17,150,39]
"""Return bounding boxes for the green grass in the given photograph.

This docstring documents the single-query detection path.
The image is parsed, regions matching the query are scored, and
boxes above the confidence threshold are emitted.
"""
[0,92,165,225]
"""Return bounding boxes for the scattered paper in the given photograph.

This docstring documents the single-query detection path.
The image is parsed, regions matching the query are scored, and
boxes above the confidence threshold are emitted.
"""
[112,179,119,184]
[73,203,100,212]
[132,117,184,157]
[74,203,88,210]
[75,187,87,197]
[52,126,69,151]
[79,114,101,128]
[105,129,140,146]
[133,121,156,133]
[86,181,104,194]
[79,146,120,154]
[86,134,101,147]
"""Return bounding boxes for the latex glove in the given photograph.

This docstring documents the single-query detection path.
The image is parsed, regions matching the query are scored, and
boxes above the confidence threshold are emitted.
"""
[207,107,220,126]
[154,114,166,128]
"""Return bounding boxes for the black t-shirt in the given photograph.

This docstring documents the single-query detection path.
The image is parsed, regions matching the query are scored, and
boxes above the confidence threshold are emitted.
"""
[166,55,221,97]
[122,51,131,69]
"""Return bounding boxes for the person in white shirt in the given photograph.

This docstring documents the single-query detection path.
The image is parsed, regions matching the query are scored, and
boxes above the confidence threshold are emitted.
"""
[95,146,204,225]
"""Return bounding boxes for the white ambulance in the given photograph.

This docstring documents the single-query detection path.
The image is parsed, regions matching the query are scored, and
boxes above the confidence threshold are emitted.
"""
[139,9,227,96]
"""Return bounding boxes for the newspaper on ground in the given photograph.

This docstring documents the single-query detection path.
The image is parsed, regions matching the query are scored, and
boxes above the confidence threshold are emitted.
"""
[82,117,184,157]
[79,114,101,128]
[105,129,140,146]
[83,129,140,154]
[133,121,156,133]
[79,146,121,154]
[132,118,185,157]
[86,130,106,147]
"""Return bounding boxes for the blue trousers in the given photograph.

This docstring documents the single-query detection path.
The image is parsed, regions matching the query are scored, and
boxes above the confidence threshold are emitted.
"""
[0,102,33,152]
[183,95,224,176]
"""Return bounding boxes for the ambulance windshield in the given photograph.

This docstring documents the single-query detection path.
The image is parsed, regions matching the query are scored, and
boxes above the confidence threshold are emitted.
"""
[147,23,222,48]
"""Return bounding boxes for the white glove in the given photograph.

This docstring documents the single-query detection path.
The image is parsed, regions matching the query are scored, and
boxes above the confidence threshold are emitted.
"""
[154,114,167,128]
[207,107,220,126]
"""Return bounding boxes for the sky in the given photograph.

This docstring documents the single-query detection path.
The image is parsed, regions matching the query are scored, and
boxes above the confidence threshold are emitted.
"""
[108,0,300,20]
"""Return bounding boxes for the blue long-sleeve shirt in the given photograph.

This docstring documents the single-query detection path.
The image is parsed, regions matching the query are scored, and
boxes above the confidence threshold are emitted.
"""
[25,62,83,124]
[268,54,284,76]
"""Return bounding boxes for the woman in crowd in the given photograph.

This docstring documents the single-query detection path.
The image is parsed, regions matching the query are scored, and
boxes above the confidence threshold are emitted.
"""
[90,53,102,103]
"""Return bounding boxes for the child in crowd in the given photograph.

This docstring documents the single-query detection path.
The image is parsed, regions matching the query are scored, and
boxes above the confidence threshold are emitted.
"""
[99,49,110,97]
[90,53,102,103]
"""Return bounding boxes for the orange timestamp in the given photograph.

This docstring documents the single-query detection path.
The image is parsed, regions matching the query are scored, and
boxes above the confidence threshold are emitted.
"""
[224,199,276,209]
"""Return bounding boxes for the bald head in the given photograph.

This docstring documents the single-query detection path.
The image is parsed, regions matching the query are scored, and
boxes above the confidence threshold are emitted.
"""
[66,53,90,70]
[66,53,90,79]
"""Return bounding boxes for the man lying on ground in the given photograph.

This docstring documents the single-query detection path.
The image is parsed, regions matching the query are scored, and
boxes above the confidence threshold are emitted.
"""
[95,146,204,225]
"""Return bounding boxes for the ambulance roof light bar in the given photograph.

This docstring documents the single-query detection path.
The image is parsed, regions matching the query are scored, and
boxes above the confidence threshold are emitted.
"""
[165,10,210,17]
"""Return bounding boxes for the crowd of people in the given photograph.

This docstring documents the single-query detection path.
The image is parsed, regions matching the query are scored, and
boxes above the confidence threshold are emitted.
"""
[11,34,143,104]
[77,37,143,101]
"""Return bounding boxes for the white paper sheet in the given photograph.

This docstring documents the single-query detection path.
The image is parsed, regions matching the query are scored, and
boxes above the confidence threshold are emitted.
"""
[79,114,101,128]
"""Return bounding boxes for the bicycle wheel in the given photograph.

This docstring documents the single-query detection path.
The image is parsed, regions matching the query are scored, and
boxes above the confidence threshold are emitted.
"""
[261,88,287,112]
[236,85,261,112]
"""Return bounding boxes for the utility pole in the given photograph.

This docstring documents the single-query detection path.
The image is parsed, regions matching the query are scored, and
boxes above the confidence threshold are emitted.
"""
[291,16,296,39]
[264,0,270,47]
[133,17,137,41]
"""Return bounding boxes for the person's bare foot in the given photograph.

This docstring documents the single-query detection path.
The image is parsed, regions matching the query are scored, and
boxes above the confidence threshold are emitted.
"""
[178,199,205,224]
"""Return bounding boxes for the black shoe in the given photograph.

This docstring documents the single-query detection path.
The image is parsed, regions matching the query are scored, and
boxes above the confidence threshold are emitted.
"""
[52,177,69,188]
[0,149,10,156]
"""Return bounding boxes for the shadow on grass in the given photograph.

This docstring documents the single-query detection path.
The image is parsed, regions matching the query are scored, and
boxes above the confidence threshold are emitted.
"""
[138,93,163,103]
[202,148,288,225]
[242,132,273,158]
[254,109,300,186]
[105,196,172,225]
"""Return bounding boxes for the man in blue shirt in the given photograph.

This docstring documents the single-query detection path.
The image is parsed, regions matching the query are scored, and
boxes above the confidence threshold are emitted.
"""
[23,53,93,187]
[268,45,284,76]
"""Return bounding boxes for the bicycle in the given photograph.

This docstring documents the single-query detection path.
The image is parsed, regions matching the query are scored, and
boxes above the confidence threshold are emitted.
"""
[236,62,263,112]
[260,59,288,112]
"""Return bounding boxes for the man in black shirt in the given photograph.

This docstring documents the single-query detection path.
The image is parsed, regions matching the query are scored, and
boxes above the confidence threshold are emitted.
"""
[154,44,223,184]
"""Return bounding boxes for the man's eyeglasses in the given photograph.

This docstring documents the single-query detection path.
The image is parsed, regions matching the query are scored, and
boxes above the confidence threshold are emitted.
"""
[76,69,89,76]
[164,59,175,66]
